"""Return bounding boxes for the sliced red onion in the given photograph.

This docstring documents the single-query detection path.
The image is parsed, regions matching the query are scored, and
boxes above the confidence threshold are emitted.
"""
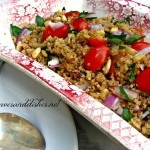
[49,21,65,29]
[139,64,145,71]
[116,107,123,116]
[140,111,150,119]
[112,86,139,99]
[132,105,140,113]
[90,24,104,30]
[104,94,120,110]
[16,28,32,45]
[48,56,59,68]
[76,82,89,90]
[135,47,150,56]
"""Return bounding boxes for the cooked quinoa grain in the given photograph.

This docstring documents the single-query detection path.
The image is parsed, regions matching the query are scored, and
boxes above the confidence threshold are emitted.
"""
[11,10,150,137]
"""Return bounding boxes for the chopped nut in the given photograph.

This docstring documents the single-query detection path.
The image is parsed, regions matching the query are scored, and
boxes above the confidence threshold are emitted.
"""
[44,20,50,27]
[55,17,61,21]
[16,41,22,51]
[41,50,48,57]
[134,54,145,62]
[102,59,111,74]
[96,30,105,36]
[61,15,67,22]
[126,46,137,55]
[32,47,41,58]
[110,27,118,33]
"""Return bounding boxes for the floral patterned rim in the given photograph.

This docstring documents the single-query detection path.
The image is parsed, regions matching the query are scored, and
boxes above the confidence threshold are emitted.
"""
[0,0,150,149]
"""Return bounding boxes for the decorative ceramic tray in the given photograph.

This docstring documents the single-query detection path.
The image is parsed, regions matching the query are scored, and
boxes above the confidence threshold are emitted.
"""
[0,0,150,149]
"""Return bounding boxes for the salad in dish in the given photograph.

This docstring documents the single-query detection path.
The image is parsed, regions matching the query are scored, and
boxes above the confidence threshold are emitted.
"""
[10,8,150,137]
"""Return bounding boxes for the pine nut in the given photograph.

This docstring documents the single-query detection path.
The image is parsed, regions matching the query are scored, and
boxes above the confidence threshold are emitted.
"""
[16,41,22,51]
[41,50,48,57]
[61,15,67,22]
[32,47,41,58]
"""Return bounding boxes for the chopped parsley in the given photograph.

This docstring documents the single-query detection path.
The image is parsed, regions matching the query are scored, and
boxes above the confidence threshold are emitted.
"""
[120,86,131,102]
[78,11,97,19]
[128,63,136,81]
[122,108,132,121]
[10,24,22,36]
[36,15,45,27]
[114,16,130,25]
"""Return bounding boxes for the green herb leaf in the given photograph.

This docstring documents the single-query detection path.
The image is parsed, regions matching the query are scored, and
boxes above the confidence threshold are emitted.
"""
[123,34,145,44]
[120,86,131,102]
[114,16,130,25]
[10,24,22,36]
[85,17,97,20]
[105,32,127,40]
[130,62,136,69]
[78,11,97,19]
[119,45,126,50]
[128,63,136,81]
[69,29,78,35]
[78,11,88,18]
[128,71,136,80]
[122,108,132,121]
[36,15,45,27]
[109,38,122,45]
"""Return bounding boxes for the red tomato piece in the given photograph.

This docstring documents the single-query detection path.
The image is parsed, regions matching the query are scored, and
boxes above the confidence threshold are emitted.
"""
[131,41,150,51]
[88,38,107,47]
[135,67,150,93]
[132,28,143,36]
[72,18,89,31]
[64,11,79,18]
[42,23,69,40]
[109,58,116,76]
[84,45,110,71]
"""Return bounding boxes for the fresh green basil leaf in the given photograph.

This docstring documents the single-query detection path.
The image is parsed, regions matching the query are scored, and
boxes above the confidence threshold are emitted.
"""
[10,24,22,36]
[130,63,136,69]
[128,63,136,81]
[36,15,45,27]
[119,45,126,50]
[85,17,97,20]
[114,16,130,24]
[123,34,145,44]
[109,38,122,45]
[122,108,132,121]
[120,86,131,102]
[78,11,89,18]
[128,70,135,81]
[105,32,127,40]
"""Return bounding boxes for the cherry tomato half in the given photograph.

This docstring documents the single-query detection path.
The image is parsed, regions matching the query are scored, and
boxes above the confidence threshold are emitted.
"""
[131,41,150,51]
[109,58,116,76]
[72,18,89,31]
[132,28,143,36]
[64,11,79,18]
[42,23,69,40]
[135,67,150,93]
[84,45,110,71]
[88,38,107,47]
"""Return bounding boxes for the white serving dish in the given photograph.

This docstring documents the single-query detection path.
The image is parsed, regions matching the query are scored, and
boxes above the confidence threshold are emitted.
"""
[0,0,150,149]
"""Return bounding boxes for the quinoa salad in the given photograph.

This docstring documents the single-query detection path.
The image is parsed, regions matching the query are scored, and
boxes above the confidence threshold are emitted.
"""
[11,8,150,137]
